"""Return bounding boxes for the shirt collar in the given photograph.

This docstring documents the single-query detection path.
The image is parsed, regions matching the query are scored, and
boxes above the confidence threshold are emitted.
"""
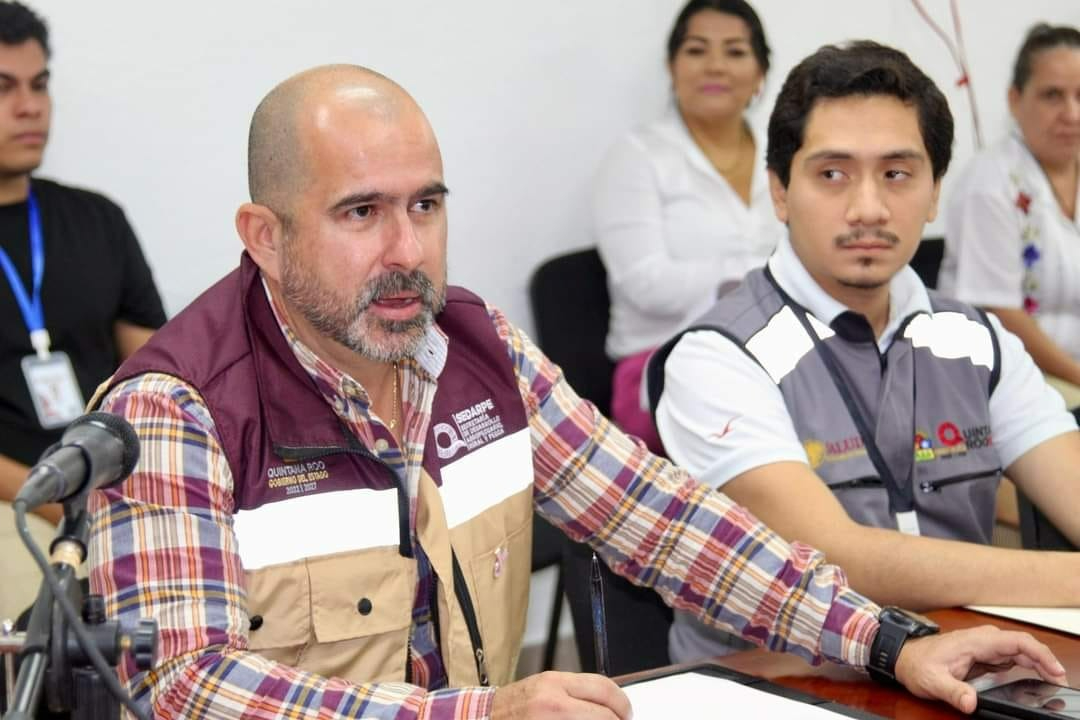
[766,232,932,349]
[663,108,768,192]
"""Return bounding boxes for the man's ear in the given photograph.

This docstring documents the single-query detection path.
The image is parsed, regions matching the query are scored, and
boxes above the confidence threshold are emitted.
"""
[768,170,790,224]
[927,177,943,224]
[236,203,286,282]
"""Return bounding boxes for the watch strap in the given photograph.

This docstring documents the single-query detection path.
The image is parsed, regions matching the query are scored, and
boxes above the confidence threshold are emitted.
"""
[867,607,940,685]
[867,619,909,685]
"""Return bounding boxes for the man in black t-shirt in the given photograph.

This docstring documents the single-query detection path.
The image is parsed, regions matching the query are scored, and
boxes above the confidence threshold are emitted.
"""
[0,2,166,525]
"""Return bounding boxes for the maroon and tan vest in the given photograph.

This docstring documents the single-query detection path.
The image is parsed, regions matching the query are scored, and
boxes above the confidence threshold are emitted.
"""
[97,253,535,687]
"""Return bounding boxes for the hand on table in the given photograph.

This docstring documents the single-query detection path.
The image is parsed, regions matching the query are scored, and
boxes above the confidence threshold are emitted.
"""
[491,671,631,720]
[895,624,1067,713]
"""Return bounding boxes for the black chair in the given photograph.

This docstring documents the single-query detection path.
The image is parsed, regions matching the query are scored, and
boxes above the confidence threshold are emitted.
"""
[530,514,566,671]
[910,236,945,289]
[528,247,615,416]
[528,248,672,675]
[559,539,673,675]
[1017,489,1077,551]
[526,247,615,671]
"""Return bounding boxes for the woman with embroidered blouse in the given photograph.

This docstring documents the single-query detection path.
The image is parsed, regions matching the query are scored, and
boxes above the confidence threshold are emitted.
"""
[939,23,1080,406]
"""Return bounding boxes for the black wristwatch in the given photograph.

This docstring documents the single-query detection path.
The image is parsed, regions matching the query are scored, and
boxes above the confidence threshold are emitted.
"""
[867,606,940,685]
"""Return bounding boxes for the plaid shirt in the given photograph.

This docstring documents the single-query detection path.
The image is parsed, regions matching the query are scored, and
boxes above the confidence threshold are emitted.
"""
[89,294,881,720]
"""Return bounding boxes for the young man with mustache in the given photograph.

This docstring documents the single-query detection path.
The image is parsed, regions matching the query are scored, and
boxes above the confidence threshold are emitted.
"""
[650,41,1080,665]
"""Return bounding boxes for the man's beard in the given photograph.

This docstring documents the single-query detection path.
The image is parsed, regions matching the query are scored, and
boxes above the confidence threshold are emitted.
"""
[834,228,899,290]
[280,249,447,364]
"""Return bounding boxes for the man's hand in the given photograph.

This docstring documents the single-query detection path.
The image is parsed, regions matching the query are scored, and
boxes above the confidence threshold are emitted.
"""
[895,625,1067,713]
[491,671,631,720]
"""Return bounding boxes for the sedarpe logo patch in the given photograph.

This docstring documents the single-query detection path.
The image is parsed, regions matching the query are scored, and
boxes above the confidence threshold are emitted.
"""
[433,397,506,460]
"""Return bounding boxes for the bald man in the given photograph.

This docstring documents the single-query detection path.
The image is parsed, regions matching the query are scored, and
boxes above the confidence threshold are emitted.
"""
[87,65,1065,720]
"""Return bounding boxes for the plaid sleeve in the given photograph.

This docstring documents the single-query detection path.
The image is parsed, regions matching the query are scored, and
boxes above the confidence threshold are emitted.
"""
[489,307,880,668]
[88,373,495,720]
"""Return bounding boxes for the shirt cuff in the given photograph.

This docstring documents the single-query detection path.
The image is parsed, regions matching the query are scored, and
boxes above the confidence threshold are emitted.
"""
[422,685,497,719]
[837,606,880,669]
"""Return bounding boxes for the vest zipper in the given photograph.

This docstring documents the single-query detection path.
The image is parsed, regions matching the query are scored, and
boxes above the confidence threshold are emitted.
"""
[919,469,1002,493]
[827,476,884,490]
[430,570,443,660]
[273,443,413,558]
[451,551,489,686]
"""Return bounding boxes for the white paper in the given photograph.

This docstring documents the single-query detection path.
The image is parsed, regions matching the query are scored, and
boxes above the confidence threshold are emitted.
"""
[966,605,1080,636]
[622,672,848,719]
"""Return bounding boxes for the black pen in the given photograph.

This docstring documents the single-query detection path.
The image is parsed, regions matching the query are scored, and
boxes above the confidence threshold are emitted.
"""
[590,551,611,676]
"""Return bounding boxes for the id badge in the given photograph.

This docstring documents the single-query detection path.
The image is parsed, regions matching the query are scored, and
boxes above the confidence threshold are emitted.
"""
[21,351,85,429]
[896,510,922,536]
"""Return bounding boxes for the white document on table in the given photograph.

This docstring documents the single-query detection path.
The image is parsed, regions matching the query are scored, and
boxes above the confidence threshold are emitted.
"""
[622,672,848,718]
[966,605,1080,636]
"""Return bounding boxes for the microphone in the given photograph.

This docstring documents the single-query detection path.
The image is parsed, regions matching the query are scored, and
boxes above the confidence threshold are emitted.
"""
[15,412,141,510]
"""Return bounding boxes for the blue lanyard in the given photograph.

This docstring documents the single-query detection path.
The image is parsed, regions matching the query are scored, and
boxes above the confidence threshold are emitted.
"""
[0,190,47,344]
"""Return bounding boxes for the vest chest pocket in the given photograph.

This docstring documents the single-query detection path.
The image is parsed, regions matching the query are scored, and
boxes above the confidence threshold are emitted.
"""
[821,475,885,491]
[245,546,417,683]
[307,546,416,644]
[455,483,535,686]
[465,499,533,686]
[245,561,312,665]
[911,465,1002,544]
[915,467,1002,494]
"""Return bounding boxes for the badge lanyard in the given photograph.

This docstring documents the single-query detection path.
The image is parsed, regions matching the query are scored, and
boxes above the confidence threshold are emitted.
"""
[790,305,917,516]
[762,268,918,518]
[0,190,50,359]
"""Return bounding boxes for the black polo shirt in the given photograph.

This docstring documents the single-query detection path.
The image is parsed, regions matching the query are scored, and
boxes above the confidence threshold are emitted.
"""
[0,177,166,465]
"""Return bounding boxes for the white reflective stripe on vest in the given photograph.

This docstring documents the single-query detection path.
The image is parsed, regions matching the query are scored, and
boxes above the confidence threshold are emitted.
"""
[233,428,533,570]
[903,312,994,369]
[745,305,836,384]
[234,485,401,570]
[440,428,533,529]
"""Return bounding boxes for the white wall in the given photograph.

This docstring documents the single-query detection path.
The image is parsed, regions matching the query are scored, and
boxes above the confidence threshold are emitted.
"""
[28,0,1080,648]
[31,0,1079,334]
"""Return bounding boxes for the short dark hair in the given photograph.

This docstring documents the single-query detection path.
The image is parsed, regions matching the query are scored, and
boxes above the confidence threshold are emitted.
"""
[666,0,770,74]
[766,41,953,187]
[1012,23,1080,91]
[0,2,49,57]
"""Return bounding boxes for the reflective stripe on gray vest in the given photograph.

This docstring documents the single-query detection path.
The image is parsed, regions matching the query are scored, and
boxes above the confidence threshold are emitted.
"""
[650,267,1003,544]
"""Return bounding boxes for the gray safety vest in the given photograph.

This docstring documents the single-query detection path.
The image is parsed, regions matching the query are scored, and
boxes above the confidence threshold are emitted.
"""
[649,267,1004,544]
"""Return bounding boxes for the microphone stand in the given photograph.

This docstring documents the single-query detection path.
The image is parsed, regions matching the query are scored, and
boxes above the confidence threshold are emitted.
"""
[5,497,156,720]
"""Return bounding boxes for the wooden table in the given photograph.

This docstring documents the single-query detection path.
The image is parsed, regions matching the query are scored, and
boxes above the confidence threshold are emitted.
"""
[701,608,1080,719]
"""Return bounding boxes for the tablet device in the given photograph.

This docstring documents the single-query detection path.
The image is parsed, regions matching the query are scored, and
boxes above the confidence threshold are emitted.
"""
[977,678,1080,719]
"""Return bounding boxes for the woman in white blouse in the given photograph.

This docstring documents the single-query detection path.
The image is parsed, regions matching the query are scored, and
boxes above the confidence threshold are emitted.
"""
[592,0,781,451]
[939,23,1080,405]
